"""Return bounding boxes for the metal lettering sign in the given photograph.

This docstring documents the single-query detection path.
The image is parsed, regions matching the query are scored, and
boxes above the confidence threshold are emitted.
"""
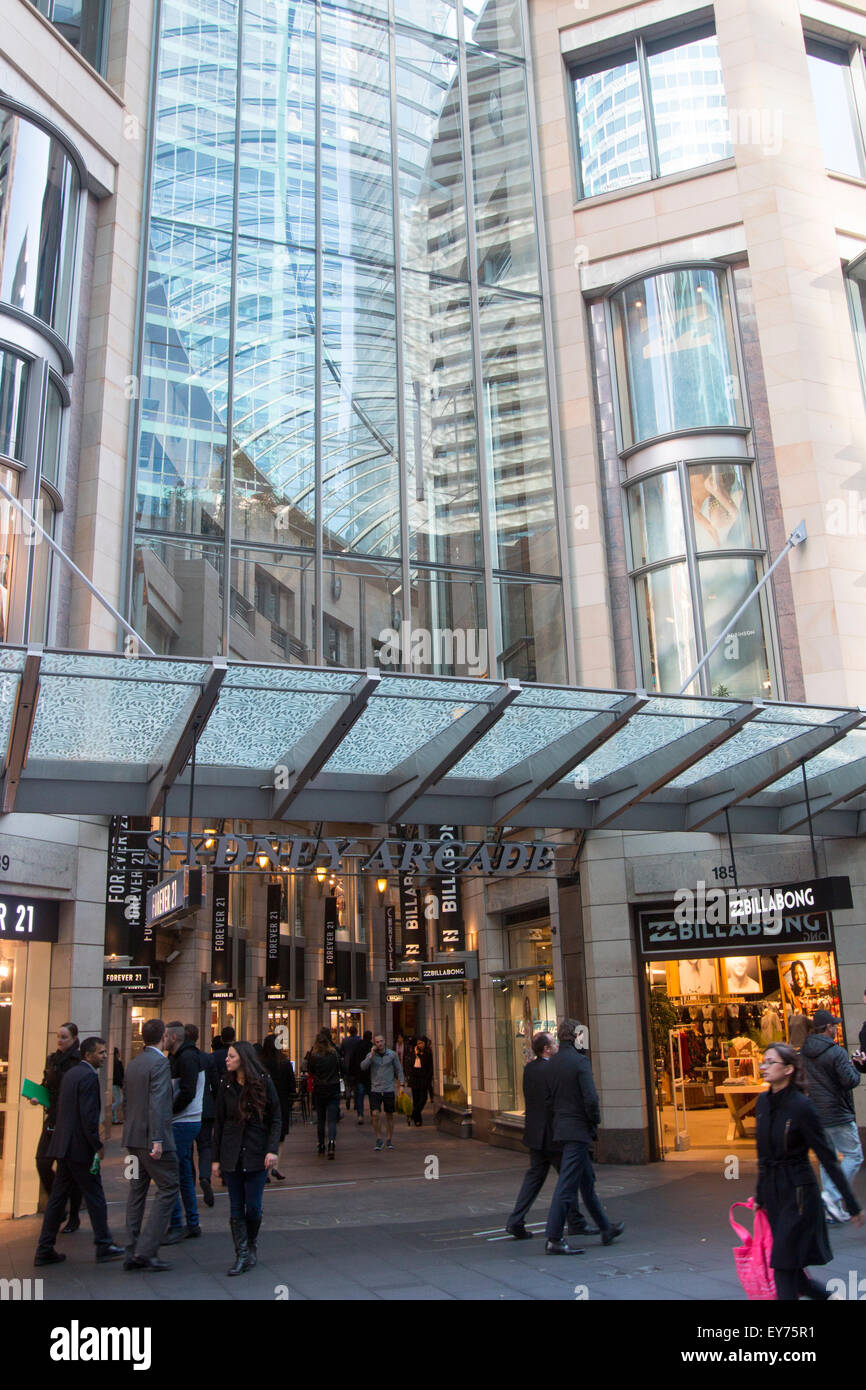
[266,883,281,988]
[145,866,204,930]
[638,908,834,959]
[210,987,237,1001]
[420,962,467,982]
[104,965,150,988]
[672,876,852,927]
[387,971,419,987]
[385,903,396,972]
[0,895,59,943]
[146,832,559,877]
[432,825,464,951]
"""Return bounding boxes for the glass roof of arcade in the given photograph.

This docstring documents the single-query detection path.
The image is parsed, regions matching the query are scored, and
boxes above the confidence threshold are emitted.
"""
[1,648,864,836]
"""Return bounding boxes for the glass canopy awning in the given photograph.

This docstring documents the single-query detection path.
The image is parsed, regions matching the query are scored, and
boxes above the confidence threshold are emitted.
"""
[1,647,864,837]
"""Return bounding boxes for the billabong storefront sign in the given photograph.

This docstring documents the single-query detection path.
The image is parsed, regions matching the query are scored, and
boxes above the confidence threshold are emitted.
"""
[638,908,834,959]
[672,876,852,927]
[144,832,558,877]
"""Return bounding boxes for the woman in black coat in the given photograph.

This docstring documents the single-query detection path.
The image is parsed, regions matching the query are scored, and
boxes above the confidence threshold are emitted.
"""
[756,1042,864,1300]
[212,1040,282,1276]
[308,1029,341,1158]
[32,1023,82,1232]
[408,1036,434,1127]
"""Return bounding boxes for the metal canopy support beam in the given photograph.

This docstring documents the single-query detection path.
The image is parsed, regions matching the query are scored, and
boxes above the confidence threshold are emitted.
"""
[1,645,42,813]
[383,680,521,823]
[776,749,866,832]
[490,692,648,827]
[591,701,761,828]
[271,669,381,819]
[683,711,866,831]
[146,658,227,816]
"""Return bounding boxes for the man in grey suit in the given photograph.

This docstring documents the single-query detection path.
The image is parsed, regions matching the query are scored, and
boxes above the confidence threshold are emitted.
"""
[122,1017,180,1271]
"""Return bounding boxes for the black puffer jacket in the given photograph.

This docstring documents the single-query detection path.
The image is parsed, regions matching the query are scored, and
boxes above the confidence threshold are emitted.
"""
[800,1032,861,1126]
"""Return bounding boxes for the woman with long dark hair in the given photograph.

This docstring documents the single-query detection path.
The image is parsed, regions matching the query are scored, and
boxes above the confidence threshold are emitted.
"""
[212,1040,282,1275]
[31,1022,82,1233]
[308,1028,341,1159]
[408,1036,434,1127]
[756,1042,864,1300]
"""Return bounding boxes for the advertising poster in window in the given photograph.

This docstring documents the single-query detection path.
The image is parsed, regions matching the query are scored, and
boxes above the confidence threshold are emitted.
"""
[105,816,158,967]
[266,882,281,988]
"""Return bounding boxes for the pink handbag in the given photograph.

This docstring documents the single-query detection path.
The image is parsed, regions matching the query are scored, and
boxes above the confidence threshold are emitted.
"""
[730,1198,777,1300]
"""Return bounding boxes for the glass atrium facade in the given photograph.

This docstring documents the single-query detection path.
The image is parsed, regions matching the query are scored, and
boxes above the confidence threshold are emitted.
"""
[130,0,566,682]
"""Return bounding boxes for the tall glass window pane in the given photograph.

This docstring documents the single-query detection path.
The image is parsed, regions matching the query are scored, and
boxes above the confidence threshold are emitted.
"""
[403,273,481,567]
[806,40,866,179]
[132,537,226,655]
[0,108,80,338]
[464,0,523,57]
[494,579,565,683]
[229,547,314,662]
[627,470,685,567]
[466,53,539,295]
[30,0,109,74]
[687,462,759,552]
[480,292,558,574]
[321,555,402,668]
[846,256,866,401]
[610,267,744,447]
[28,487,55,643]
[321,255,399,557]
[700,556,774,698]
[239,0,316,248]
[0,466,19,644]
[646,29,732,178]
[40,378,64,488]
[321,9,394,263]
[0,351,29,463]
[634,562,697,693]
[573,53,651,198]
[231,240,316,548]
[394,0,457,41]
[395,31,467,281]
[410,568,487,677]
[137,224,231,536]
[151,0,238,232]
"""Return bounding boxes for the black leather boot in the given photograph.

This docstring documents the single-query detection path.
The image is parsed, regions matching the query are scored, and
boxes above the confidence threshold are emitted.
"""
[246,1214,262,1268]
[227,1218,250,1276]
[327,1140,335,1160]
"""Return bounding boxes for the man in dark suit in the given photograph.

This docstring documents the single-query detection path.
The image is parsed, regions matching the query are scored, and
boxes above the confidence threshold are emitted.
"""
[543,1019,624,1255]
[505,1032,595,1241]
[122,1017,180,1272]
[33,1036,125,1266]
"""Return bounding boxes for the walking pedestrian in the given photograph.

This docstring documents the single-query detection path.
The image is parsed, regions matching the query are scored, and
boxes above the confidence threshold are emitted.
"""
[185,1023,217,1207]
[212,1025,235,1081]
[756,1043,864,1299]
[111,1047,125,1124]
[308,1028,341,1158]
[800,1009,863,1225]
[505,1032,595,1240]
[165,1020,205,1240]
[543,1019,623,1255]
[212,1040,281,1275]
[408,1036,434,1126]
[360,1033,404,1150]
[261,1032,295,1178]
[339,1026,357,1109]
[122,1017,180,1272]
[349,1029,373,1124]
[33,1036,124,1266]
[32,1021,82,1234]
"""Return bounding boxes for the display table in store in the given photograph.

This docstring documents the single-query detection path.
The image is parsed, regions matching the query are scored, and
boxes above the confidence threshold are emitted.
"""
[715,1081,769,1140]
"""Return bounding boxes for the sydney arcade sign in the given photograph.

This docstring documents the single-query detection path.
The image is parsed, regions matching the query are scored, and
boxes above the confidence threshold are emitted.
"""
[143,831,559,877]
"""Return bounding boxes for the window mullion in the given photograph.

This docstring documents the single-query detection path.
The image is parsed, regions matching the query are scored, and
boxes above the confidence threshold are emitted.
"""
[636,37,659,181]
[848,44,866,172]
[678,458,707,696]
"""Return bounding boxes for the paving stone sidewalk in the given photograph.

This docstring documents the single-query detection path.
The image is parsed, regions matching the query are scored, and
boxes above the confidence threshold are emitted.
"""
[3,1114,864,1301]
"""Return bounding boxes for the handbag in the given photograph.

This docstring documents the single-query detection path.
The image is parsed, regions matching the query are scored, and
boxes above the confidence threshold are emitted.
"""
[396,1090,412,1117]
[730,1198,777,1300]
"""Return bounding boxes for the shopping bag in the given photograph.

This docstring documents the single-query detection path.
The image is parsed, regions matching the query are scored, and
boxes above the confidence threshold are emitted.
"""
[730,1198,776,1300]
[396,1090,412,1117]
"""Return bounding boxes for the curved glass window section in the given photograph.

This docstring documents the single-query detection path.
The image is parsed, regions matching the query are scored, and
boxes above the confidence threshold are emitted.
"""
[0,108,80,339]
[626,459,776,698]
[611,266,744,447]
[0,349,29,462]
[40,377,64,487]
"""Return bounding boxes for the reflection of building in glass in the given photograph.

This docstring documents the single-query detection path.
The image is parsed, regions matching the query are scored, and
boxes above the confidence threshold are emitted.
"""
[131,0,565,681]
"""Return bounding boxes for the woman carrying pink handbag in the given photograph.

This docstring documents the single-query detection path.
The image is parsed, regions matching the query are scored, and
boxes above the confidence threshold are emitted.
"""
[751,1043,864,1301]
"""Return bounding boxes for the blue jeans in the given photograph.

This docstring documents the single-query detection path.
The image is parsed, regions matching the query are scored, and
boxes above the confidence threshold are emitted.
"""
[545,1141,609,1242]
[820,1119,863,1209]
[315,1089,340,1145]
[354,1083,368,1118]
[224,1168,268,1222]
[170,1120,201,1230]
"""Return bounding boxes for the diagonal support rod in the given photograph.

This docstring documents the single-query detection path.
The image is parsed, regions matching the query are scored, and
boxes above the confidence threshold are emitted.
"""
[1,644,42,813]
[271,669,381,819]
[147,658,227,815]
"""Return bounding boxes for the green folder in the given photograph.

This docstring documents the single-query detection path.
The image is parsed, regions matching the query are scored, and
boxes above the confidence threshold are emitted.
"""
[22,1078,50,1107]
